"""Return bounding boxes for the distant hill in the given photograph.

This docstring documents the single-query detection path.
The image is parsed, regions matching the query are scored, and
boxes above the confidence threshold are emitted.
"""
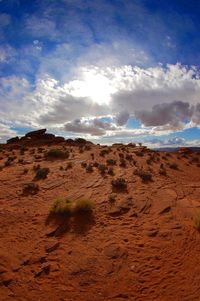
[153,147,200,153]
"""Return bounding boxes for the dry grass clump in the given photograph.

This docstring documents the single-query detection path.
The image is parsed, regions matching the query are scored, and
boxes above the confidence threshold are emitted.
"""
[86,163,93,173]
[134,168,152,182]
[159,166,167,176]
[74,199,94,213]
[45,148,69,159]
[81,162,87,168]
[111,178,127,191]
[193,212,200,230]
[98,164,107,176]
[108,167,115,176]
[169,162,178,170]
[99,148,110,157]
[50,198,72,215]
[108,193,117,205]
[22,182,39,195]
[50,198,94,216]
[66,162,73,169]
[119,158,126,168]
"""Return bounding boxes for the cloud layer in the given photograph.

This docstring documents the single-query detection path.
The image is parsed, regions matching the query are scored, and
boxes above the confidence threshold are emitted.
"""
[1,63,200,143]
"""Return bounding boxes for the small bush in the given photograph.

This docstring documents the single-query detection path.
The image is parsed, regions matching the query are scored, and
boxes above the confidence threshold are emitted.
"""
[169,163,178,170]
[22,182,39,195]
[81,162,87,168]
[111,178,127,191]
[136,151,144,157]
[23,168,29,174]
[98,164,107,175]
[126,154,133,161]
[193,212,200,230]
[106,159,116,166]
[86,163,93,173]
[108,193,116,204]
[118,153,124,159]
[45,149,69,159]
[74,199,94,213]
[33,164,41,171]
[34,167,50,180]
[93,161,99,168]
[99,149,110,157]
[50,198,72,215]
[159,168,167,176]
[134,168,152,182]
[119,158,126,168]
[108,167,114,176]
[66,162,73,169]
[4,159,12,167]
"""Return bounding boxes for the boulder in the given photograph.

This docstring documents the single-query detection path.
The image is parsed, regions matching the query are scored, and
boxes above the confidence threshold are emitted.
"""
[25,129,46,137]
[7,136,19,144]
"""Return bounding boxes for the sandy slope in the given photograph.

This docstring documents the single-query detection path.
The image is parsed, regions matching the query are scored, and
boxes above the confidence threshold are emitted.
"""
[0,144,200,301]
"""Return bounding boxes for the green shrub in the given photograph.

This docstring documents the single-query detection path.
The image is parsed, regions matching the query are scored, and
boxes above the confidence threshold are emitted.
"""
[50,198,72,215]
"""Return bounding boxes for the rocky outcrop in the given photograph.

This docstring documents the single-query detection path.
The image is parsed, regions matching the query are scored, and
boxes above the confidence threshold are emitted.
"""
[7,136,19,144]
[5,129,93,147]
[25,129,47,137]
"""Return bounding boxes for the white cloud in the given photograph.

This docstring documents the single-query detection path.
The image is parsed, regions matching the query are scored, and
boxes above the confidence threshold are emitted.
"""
[1,63,200,142]
[0,123,16,142]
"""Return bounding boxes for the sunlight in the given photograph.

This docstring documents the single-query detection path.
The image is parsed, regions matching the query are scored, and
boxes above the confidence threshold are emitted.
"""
[67,68,115,105]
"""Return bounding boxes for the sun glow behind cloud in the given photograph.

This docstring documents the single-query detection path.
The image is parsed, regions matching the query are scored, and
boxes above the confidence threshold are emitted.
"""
[65,67,116,105]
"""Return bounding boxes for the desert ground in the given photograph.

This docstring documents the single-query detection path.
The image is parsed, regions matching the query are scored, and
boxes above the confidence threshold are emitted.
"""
[1,131,200,301]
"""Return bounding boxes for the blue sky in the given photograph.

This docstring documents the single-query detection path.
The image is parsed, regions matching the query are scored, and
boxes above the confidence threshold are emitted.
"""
[1,0,200,147]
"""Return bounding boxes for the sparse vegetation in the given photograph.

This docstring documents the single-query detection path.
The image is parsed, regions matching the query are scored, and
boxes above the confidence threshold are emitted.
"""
[134,168,152,182]
[99,149,110,157]
[45,148,69,159]
[23,167,29,174]
[81,162,87,168]
[106,159,116,166]
[66,162,73,169]
[22,182,39,195]
[111,178,127,191]
[98,164,107,175]
[108,167,114,176]
[86,163,93,172]
[74,199,94,213]
[50,198,72,215]
[34,167,50,180]
[169,162,178,170]
[193,212,200,230]
[119,158,126,168]
[108,193,117,205]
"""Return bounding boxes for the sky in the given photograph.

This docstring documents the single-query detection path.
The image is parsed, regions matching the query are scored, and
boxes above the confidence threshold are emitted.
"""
[1,0,200,147]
